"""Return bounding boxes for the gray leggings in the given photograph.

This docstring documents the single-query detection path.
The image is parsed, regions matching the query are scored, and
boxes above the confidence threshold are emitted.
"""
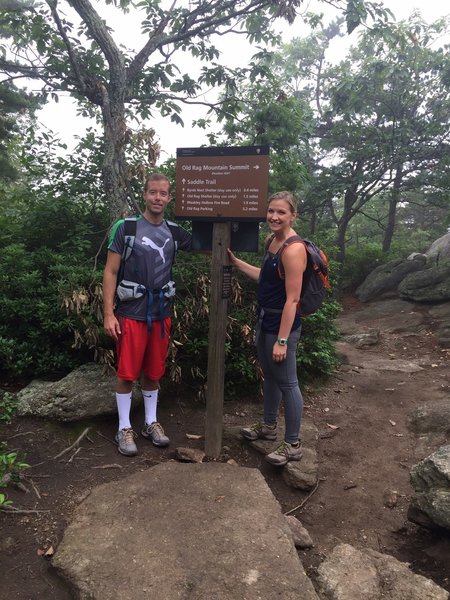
[256,321,303,444]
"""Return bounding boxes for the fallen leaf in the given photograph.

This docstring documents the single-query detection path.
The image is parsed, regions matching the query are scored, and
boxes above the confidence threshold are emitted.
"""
[431,364,438,368]
[389,420,396,426]
[326,423,339,430]
[44,546,54,557]
[37,548,45,556]
[185,433,202,440]
[385,388,395,392]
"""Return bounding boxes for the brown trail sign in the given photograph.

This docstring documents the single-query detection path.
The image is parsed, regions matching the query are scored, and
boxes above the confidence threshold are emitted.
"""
[176,146,269,457]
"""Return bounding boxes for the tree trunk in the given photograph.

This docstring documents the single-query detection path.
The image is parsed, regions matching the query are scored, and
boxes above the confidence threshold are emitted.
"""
[99,67,130,219]
[382,163,404,252]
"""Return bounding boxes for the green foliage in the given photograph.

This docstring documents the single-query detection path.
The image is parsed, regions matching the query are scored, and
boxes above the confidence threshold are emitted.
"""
[0,392,18,424]
[0,393,29,507]
[0,444,30,506]
[0,240,104,378]
[0,81,40,183]
[341,243,393,290]
[297,299,341,381]
[0,131,109,380]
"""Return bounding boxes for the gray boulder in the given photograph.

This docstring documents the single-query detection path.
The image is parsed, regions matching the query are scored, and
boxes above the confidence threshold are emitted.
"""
[407,401,450,435]
[355,256,426,303]
[398,262,450,303]
[425,232,450,262]
[16,363,140,421]
[315,543,448,599]
[53,462,319,599]
[409,445,450,530]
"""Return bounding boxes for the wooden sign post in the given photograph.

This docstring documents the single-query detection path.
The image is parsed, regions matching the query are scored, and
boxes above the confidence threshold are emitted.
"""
[175,146,269,458]
[204,222,231,457]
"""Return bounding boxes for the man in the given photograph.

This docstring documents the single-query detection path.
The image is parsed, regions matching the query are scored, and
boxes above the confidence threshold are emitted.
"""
[103,173,191,456]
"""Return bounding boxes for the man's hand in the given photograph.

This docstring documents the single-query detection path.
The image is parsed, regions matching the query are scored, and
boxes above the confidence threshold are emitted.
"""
[104,314,121,341]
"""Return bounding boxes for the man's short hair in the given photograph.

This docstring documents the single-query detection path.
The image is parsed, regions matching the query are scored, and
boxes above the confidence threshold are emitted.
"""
[144,172,171,192]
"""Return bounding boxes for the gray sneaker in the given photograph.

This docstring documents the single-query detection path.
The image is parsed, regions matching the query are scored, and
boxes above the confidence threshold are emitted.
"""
[115,428,138,456]
[265,441,303,466]
[241,421,277,441]
[141,422,170,447]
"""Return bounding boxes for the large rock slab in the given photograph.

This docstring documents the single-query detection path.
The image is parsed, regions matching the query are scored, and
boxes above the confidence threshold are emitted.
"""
[355,257,426,303]
[398,262,450,303]
[337,298,424,336]
[53,462,319,600]
[409,445,450,530]
[16,363,140,421]
[336,343,424,374]
[316,543,448,599]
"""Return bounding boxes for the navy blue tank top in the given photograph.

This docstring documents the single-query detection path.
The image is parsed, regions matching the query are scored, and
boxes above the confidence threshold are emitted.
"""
[257,249,301,334]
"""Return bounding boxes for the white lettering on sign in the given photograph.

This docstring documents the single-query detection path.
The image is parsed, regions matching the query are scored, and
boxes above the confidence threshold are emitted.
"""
[203,164,229,171]
[229,164,250,171]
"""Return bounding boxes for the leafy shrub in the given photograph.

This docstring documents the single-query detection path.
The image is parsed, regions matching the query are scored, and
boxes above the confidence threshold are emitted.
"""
[0,393,29,506]
[297,299,341,382]
[0,241,104,379]
[341,243,394,291]
[0,444,30,506]
[0,392,18,424]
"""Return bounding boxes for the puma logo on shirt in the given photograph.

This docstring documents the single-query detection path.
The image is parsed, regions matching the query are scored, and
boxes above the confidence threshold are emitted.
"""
[142,237,170,263]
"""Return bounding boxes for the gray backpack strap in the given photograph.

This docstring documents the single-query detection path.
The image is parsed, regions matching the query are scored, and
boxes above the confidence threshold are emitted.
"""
[122,217,138,261]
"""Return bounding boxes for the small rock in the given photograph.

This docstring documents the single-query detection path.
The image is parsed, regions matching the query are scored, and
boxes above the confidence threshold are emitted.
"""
[175,447,205,463]
[285,515,314,548]
[383,489,399,508]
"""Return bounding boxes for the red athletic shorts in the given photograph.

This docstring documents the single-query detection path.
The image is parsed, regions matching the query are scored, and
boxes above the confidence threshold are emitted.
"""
[115,316,171,382]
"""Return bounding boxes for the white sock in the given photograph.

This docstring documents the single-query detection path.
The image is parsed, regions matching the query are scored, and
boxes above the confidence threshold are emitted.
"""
[116,392,132,430]
[142,389,158,425]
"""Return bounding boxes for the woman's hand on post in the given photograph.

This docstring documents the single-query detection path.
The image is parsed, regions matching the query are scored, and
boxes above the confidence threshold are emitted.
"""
[227,248,237,266]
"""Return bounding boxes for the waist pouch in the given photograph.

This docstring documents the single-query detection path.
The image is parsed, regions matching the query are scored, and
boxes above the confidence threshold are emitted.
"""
[117,280,176,302]
[116,280,146,302]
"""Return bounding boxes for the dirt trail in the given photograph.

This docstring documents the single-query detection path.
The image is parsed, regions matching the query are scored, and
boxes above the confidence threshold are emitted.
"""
[1,295,450,598]
[296,296,450,590]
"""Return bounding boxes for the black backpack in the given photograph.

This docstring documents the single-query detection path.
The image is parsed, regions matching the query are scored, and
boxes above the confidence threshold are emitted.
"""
[266,234,330,316]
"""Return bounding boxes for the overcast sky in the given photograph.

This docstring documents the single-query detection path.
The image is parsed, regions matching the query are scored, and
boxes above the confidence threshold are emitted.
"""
[36,0,449,163]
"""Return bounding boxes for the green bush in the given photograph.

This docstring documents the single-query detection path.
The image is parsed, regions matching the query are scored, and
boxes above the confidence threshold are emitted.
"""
[297,299,341,382]
[0,243,103,379]
[0,392,29,506]
[341,243,394,291]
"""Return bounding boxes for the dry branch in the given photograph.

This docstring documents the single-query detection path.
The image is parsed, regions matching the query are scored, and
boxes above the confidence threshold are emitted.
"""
[53,427,91,460]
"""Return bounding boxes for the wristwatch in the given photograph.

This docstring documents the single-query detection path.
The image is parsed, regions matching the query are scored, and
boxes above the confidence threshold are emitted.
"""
[277,337,288,346]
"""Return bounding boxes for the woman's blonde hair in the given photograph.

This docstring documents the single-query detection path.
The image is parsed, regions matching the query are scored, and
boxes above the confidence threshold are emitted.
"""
[268,191,297,214]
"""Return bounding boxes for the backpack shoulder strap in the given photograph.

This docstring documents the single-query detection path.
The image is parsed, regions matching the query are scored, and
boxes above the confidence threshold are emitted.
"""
[165,219,182,245]
[278,235,306,278]
[122,216,138,261]
[264,233,276,253]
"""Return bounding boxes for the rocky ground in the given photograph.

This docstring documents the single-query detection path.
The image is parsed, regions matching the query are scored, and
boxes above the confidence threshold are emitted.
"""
[1,294,450,598]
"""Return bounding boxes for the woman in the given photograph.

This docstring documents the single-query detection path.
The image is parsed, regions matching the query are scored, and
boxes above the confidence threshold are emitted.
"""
[227,191,307,466]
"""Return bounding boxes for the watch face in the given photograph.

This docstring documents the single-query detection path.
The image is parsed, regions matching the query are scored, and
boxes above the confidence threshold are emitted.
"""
[278,338,287,346]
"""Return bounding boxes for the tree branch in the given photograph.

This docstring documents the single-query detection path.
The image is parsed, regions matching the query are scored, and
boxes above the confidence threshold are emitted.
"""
[68,0,123,70]
[45,0,88,95]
